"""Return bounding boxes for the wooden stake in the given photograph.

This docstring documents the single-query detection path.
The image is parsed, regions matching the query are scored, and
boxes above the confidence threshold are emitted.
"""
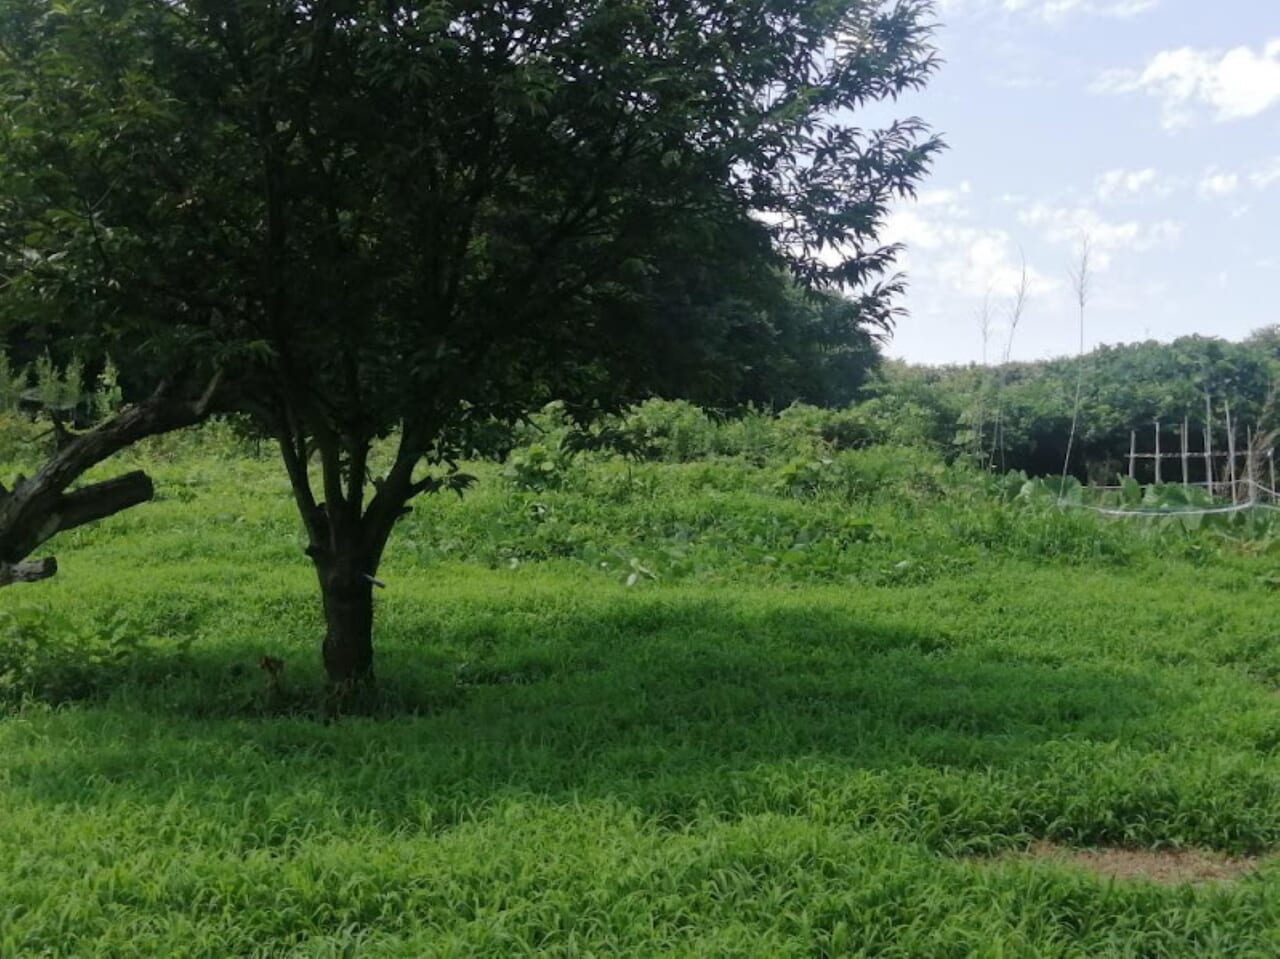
[1225,400,1237,504]
[1181,418,1190,487]
[1204,393,1215,494]
[1154,420,1162,485]
[1247,425,1256,502]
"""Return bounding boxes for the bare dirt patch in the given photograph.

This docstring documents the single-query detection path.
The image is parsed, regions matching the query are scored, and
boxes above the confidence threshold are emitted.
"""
[1010,842,1261,885]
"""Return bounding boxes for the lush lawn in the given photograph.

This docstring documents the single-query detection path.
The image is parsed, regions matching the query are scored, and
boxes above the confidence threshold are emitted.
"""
[4,444,1280,955]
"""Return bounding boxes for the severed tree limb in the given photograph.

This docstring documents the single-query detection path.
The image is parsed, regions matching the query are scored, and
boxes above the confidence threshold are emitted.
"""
[0,557,57,587]
[4,470,156,559]
[0,373,221,588]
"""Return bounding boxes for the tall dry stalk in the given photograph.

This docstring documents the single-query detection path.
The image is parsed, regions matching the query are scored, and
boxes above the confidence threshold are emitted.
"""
[1060,235,1091,492]
[972,290,994,464]
[988,257,1030,473]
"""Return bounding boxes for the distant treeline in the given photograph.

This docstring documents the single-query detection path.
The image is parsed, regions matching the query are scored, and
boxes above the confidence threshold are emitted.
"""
[865,329,1280,482]
[8,323,1279,487]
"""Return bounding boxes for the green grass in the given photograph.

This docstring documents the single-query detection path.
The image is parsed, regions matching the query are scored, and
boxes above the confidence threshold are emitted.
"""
[4,441,1280,956]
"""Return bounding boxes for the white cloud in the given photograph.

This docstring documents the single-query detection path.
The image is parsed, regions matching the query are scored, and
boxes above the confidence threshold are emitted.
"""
[911,182,973,213]
[885,192,1057,301]
[1198,171,1240,198]
[940,0,1158,20]
[1094,167,1179,201]
[1091,160,1280,206]
[1251,158,1280,190]
[937,231,1056,300]
[1192,159,1280,200]
[1017,203,1181,269]
[1094,39,1280,130]
[1014,0,1158,19]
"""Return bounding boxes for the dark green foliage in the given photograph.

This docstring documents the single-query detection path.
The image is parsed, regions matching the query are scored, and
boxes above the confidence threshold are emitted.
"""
[0,0,940,444]
[0,0,940,676]
[633,251,887,410]
[869,334,1279,478]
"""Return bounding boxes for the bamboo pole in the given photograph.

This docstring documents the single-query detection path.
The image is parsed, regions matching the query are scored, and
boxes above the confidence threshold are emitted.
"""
[1128,429,1137,481]
[1181,418,1190,487]
[1270,449,1276,500]
[1204,393,1215,494]
[1154,420,1162,485]
[1226,400,1237,504]
[1247,425,1256,502]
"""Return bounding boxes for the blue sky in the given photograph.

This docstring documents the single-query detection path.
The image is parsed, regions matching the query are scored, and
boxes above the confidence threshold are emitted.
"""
[876,0,1279,365]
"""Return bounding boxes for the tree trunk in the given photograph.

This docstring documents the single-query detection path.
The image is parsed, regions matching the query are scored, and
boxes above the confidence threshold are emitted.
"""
[275,422,413,688]
[314,549,376,685]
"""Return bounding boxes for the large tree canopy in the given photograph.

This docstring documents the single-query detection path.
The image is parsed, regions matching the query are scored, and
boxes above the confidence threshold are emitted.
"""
[1,0,941,681]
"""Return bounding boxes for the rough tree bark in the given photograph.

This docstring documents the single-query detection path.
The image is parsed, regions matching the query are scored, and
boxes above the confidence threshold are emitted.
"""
[276,420,426,686]
[316,547,376,683]
[0,376,219,587]
[294,479,399,686]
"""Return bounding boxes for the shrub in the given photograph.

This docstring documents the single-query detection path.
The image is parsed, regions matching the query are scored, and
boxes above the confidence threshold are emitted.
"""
[774,445,949,502]
[774,456,835,497]
[0,352,27,413]
[713,405,782,462]
[92,356,124,419]
[829,445,948,501]
[505,443,573,491]
[623,399,717,462]
[0,605,183,707]
[0,411,49,474]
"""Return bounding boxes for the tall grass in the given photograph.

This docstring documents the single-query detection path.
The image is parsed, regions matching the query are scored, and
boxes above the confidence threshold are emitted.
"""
[3,425,1280,955]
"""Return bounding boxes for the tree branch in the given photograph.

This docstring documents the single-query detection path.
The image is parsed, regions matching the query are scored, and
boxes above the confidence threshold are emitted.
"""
[0,558,57,587]
[0,373,222,587]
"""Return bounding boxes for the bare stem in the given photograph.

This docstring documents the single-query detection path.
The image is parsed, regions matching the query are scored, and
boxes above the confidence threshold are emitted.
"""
[1060,234,1091,491]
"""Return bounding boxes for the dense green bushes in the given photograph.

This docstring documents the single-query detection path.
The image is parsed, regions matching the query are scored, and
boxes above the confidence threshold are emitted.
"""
[0,414,1241,710]
[501,396,960,470]
[505,325,1280,485]
[0,604,187,704]
[7,331,1276,488]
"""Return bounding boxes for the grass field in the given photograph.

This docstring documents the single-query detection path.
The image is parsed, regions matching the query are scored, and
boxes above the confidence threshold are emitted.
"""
[4,433,1280,956]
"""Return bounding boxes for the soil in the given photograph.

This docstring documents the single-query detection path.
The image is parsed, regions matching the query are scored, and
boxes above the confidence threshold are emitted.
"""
[1012,841,1262,885]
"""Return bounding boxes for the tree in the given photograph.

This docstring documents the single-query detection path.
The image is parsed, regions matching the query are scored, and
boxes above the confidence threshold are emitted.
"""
[1,0,942,683]
[628,223,886,410]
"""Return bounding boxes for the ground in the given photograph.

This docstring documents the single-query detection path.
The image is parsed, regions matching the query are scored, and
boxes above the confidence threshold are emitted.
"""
[3,436,1280,955]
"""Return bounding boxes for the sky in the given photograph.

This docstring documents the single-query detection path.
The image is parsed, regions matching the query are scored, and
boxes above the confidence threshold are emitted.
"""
[874,0,1279,366]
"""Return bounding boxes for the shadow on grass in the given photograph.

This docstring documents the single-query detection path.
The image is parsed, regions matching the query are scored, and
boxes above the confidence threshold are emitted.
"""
[4,594,1191,851]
